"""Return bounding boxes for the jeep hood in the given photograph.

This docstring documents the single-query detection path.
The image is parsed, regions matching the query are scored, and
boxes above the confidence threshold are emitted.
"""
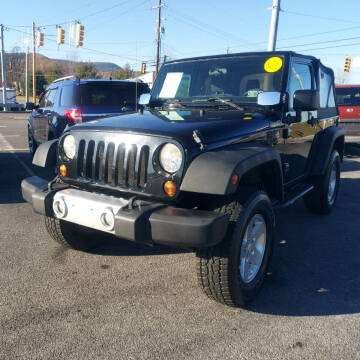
[71,109,271,146]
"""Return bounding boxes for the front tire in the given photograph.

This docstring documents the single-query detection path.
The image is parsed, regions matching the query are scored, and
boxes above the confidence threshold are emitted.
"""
[304,150,341,214]
[44,217,103,251]
[196,191,275,307]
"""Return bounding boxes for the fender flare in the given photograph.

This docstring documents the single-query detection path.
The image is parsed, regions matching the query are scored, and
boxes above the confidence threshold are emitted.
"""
[180,143,284,200]
[310,126,344,176]
[32,139,58,168]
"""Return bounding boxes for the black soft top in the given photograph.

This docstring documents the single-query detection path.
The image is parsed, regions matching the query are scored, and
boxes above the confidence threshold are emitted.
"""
[164,51,333,76]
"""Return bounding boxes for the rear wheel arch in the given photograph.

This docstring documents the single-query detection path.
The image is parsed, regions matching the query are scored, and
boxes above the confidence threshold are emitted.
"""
[310,126,344,176]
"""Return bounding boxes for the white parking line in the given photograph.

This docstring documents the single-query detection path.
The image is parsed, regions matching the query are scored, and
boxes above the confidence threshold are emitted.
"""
[0,133,13,151]
[0,133,35,176]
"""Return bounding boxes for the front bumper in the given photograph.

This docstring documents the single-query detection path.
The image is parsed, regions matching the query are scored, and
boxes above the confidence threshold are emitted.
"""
[21,176,229,248]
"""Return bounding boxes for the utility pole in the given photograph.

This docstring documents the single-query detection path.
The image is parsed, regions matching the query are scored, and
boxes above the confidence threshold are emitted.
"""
[25,46,29,104]
[155,0,162,76]
[32,22,36,104]
[267,0,281,51]
[0,24,7,111]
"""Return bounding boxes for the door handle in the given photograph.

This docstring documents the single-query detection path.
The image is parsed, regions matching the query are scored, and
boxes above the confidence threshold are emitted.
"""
[307,116,318,125]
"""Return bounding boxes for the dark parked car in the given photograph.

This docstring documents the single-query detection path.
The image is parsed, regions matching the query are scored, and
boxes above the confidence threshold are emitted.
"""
[27,77,150,154]
[335,84,360,140]
[22,51,343,308]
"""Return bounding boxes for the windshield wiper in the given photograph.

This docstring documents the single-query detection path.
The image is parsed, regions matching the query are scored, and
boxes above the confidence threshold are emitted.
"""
[192,98,244,111]
[157,99,190,109]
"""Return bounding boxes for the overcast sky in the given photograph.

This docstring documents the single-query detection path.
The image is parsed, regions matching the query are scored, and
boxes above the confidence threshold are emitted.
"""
[3,0,360,83]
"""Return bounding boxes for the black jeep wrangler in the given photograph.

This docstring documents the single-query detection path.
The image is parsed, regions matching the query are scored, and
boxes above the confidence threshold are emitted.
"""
[22,51,344,307]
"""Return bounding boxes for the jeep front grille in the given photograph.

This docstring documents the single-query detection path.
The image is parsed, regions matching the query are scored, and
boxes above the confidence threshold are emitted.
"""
[76,139,150,189]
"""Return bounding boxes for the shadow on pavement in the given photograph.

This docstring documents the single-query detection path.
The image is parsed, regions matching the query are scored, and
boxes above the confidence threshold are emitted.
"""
[345,143,360,158]
[88,235,190,256]
[0,152,54,204]
[250,177,360,316]
[341,159,360,172]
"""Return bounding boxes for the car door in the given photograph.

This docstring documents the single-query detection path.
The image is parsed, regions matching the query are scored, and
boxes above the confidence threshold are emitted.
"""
[45,87,59,139]
[38,87,59,142]
[32,91,48,143]
[276,57,319,184]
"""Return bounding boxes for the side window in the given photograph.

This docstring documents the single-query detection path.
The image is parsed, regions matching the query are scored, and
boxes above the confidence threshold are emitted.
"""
[38,91,47,108]
[327,85,336,107]
[45,88,58,108]
[288,62,312,109]
[319,70,335,108]
[60,85,75,107]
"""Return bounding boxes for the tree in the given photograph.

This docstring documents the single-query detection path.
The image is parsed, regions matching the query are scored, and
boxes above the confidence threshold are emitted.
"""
[29,70,48,97]
[46,63,63,83]
[112,63,134,80]
[6,47,24,93]
[76,63,98,79]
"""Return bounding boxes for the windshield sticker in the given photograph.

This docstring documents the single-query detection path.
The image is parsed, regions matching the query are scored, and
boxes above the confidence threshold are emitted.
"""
[264,57,283,73]
[159,111,185,121]
[159,72,184,98]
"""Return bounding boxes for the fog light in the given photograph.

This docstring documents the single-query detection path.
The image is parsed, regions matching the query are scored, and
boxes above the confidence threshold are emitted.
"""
[164,180,177,196]
[53,197,67,218]
[100,207,115,231]
[59,164,67,177]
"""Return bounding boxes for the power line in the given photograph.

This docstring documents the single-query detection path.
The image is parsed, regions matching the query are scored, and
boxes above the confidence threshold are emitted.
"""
[166,6,252,48]
[300,41,360,53]
[3,0,137,29]
[5,26,147,63]
[81,0,134,20]
[161,23,360,59]
[283,10,360,24]
[86,0,149,33]
[277,35,360,50]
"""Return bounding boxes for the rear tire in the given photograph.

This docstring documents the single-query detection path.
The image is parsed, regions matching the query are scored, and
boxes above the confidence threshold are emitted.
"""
[44,217,103,251]
[304,150,340,214]
[196,191,275,307]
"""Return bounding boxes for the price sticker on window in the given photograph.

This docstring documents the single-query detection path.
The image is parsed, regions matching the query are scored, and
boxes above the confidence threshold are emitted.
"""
[264,57,283,73]
[159,72,183,98]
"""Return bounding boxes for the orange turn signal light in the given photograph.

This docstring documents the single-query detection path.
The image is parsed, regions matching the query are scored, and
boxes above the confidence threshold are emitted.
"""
[231,174,239,185]
[59,164,67,177]
[164,180,177,196]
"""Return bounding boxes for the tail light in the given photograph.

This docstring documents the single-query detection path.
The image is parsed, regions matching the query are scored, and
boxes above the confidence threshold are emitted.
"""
[65,109,82,125]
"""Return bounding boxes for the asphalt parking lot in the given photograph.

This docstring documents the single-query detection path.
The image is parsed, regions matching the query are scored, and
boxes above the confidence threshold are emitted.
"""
[1,113,360,360]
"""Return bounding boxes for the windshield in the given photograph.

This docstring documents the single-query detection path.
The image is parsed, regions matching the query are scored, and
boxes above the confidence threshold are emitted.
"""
[151,55,285,105]
[335,87,360,106]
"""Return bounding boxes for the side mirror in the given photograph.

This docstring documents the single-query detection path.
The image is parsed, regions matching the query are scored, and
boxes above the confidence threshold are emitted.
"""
[25,102,35,111]
[139,93,151,106]
[257,91,281,106]
[293,90,319,111]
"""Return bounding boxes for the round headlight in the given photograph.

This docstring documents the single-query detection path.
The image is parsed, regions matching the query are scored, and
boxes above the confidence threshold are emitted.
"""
[63,135,76,159]
[159,143,182,173]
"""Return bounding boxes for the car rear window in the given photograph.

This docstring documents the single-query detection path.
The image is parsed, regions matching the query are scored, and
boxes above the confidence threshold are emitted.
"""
[335,87,360,106]
[78,82,150,107]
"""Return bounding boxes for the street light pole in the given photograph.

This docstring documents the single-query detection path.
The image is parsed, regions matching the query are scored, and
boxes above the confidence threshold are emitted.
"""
[155,0,162,76]
[25,46,29,104]
[267,0,281,51]
[32,22,36,104]
[0,24,8,111]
